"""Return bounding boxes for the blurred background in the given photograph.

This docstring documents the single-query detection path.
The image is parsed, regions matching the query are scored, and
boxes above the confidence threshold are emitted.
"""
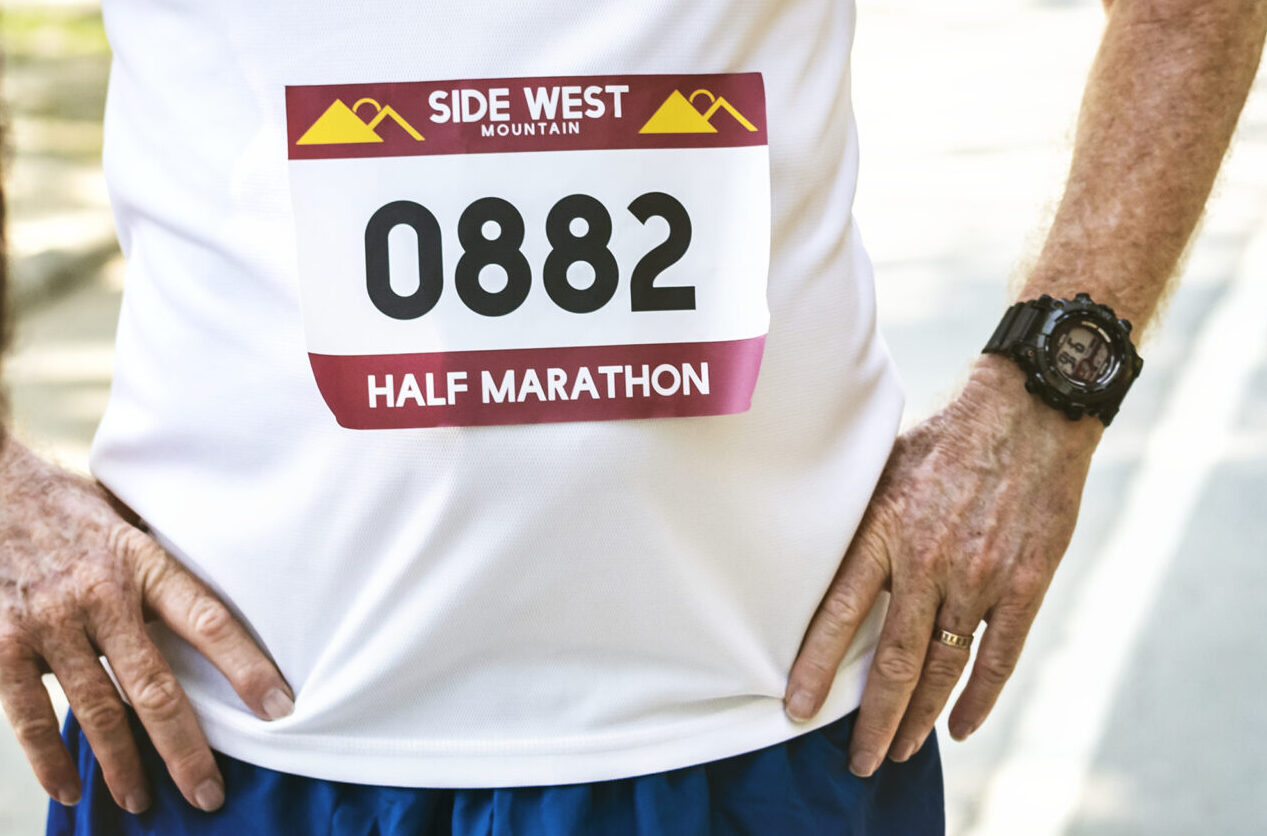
[2,0,1266,833]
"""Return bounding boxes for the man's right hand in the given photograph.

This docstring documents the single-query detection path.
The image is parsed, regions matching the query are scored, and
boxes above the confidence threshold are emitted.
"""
[0,437,293,814]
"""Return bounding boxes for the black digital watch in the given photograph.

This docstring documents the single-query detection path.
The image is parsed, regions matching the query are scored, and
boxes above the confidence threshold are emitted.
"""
[982,293,1143,427]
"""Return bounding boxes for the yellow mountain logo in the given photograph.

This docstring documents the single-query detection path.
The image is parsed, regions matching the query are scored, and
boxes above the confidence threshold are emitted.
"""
[296,98,425,145]
[639,89,758,135]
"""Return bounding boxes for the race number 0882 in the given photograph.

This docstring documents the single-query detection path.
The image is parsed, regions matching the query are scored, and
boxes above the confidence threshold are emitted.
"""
[363,192,694,320]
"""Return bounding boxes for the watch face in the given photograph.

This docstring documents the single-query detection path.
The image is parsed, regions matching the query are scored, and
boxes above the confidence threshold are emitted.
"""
[1049,318,1118,388]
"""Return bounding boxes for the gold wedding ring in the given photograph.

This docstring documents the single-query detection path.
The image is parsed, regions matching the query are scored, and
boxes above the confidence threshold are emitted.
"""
[934,627,974,649]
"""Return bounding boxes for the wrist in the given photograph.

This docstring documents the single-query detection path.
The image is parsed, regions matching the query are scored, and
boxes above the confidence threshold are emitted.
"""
[961,353,1104,454]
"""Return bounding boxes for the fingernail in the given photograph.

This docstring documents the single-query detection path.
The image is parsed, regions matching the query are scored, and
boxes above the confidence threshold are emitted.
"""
[262,688,294,721]
[850,752,881,778]
[785,690,817,722]
[194,779,224,812]
[950,721,978,741]
[56,788,81,806]
[124,790,151,814]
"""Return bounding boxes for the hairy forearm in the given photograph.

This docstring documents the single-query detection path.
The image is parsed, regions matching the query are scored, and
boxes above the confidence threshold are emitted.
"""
[962,1,1266,449]
[1021,0,1267,329]
[1,116,9,446]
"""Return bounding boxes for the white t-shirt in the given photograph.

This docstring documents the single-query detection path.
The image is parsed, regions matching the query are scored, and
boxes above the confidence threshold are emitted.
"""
[91,0,902,787]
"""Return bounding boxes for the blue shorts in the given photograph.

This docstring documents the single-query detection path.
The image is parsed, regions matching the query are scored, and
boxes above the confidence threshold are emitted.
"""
[48,707,944,835]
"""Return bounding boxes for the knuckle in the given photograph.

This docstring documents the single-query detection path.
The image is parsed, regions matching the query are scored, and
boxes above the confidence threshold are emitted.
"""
[235,661,279,700]
[903,701,937,730]
[1009,567,1047,602]
[6,581,79,633]
[852,713,892,748]
[77,699,128,734]
[975,654,1016,688]
[873,645,922,685]
[960,556,992,590]
[11,713,61,747]
[105,524,149,561]
[820,589,866,632]
[115,528,170,592]
[134,552,172,597]
[76,567,125,613]
[129,668,183,718]
[32,601,81,636]
[188,598,235,644]
[924,654,964,684]
[165,745,216,784]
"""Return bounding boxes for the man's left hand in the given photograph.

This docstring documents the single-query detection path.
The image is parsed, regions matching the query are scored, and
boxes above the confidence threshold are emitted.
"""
[783,354,1102,777]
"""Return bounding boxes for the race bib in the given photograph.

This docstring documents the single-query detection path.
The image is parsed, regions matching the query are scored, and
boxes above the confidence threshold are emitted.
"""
[285,73,770,429]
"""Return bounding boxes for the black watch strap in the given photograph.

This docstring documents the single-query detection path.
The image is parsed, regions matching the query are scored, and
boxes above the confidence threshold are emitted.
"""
[983,299,1046,354]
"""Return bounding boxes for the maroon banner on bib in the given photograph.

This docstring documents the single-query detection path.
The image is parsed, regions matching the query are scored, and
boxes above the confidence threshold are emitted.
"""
[286,73,767,160]
[308,337,766,429]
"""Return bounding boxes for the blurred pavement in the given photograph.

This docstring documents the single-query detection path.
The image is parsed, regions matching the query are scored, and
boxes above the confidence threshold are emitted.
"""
[3,1,1267,834]
[2,0,118,314]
